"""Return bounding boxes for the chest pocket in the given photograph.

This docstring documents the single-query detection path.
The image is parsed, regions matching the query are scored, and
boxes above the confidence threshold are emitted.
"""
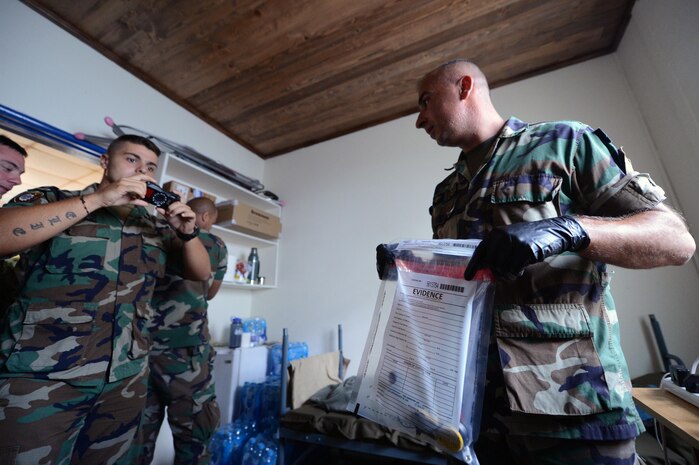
[490,174,561,226]
[45,223,111,273]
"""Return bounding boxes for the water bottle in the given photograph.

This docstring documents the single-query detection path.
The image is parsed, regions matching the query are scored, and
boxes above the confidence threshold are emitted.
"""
[210,424,234,465]
[229,317,243,349]
[262,441,278,465]
[247,248,260,284]
[230,420,252,465]
[242,434,266,465]
[241,436,256,465]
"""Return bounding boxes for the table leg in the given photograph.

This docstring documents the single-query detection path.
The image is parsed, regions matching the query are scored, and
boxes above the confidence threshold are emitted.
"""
[659,423,670,465]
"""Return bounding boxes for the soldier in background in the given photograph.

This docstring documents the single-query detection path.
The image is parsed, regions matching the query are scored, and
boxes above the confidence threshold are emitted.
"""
[0,135,26,199]
[407,60,694,464]
[0,135,27,324]
[0,134,210,465]
[136,197,228,465]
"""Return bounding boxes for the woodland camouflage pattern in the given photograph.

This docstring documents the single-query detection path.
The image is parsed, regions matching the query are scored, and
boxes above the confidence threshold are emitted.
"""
[0,184,174,464]
[0,184,171,383]
[135,230,227,464]
[149,230,227,349]
[136,345,220,465]
[431,118,666,440]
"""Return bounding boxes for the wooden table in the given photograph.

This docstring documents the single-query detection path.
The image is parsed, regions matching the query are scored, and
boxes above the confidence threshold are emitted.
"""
[633,387,699,465]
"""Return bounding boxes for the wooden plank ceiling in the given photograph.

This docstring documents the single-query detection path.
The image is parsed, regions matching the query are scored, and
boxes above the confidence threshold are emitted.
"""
[23,0,635,159]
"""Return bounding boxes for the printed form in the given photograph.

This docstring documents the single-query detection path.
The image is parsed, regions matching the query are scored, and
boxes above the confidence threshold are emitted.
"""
[351,240,481,440]
[377,267,475,426]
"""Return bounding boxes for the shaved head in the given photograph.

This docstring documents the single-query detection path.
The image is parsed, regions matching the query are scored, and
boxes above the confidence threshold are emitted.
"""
[420,59,490,95]
[188,197,217,216]
[415,59,504,152]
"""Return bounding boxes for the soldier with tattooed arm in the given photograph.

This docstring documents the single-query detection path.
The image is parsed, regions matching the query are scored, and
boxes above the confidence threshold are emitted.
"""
[0,134,210,465]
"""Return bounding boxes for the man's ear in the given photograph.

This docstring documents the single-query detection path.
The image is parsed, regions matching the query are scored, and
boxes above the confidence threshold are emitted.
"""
[100,153,109,170]
[459,76,474,99]
[199,211,209,229]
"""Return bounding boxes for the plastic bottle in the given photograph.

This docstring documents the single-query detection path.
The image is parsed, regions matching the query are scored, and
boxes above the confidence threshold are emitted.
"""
[229,420,252,465]
[247,247,260,284]
[241,435,256,465]
[210,424,234,465]
[243,319,257,347]
[262,441,278,465]
[229,317,243,349]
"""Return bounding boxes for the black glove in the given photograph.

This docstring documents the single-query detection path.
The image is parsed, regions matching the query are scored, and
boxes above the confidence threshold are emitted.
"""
[464,216,590,281]
[376,243,397,279]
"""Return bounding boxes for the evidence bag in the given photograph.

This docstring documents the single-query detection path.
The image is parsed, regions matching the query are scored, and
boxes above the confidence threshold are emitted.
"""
[349,239,494,463]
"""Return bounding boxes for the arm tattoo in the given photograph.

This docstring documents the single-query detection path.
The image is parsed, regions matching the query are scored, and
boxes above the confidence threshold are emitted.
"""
[11,209,79,239]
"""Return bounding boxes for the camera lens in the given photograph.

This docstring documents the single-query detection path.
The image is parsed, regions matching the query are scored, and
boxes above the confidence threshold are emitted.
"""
[151,192,168,207]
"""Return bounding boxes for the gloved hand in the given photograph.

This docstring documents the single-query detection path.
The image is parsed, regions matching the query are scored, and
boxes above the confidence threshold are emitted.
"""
[464,216,590,281]
[376,243,397,279]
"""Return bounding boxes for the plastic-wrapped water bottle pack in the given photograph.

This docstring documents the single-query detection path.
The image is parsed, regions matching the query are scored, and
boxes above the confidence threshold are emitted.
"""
[210,419,278,465]
[210,419,257,465]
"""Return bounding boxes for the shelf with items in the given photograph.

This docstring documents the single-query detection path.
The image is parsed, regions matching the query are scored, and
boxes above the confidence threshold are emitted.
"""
[209,225,277,248]
[157,152,280,213]
[222,281,275,291]
[155,152,281,289]
[217,227,278,289]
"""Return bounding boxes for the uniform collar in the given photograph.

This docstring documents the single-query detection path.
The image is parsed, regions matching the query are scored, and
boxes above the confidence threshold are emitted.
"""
[449,117,528,176]
[500,116,528,137]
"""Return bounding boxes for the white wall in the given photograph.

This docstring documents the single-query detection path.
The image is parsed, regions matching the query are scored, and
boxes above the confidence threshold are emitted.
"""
[257,113,444,370]
[260,7,699,378]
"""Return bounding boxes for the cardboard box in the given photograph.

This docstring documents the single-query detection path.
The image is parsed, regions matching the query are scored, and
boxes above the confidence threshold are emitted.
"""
[216,200,281,239]
[163,181,192,203]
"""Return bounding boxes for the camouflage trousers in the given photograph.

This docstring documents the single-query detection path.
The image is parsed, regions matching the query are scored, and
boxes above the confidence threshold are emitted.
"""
[0,363,148,465]
[132,344,220,465]
[475,434,641,465]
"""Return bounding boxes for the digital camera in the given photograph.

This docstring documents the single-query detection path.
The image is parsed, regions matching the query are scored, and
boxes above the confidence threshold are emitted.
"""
[144,181,180,208]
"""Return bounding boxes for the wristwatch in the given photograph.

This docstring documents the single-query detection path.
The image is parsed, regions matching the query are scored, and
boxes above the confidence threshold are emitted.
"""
[176,225,200,242]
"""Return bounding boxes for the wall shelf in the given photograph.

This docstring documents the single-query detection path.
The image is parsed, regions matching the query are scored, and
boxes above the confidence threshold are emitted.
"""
[156,152,281,288]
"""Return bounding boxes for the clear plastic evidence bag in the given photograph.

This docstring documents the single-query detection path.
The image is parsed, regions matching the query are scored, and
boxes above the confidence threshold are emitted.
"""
[348,239,494,464]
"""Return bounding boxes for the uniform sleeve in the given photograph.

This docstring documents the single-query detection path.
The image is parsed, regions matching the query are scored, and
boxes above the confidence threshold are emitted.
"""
[1,188,61,259]
[4,186,59,208]
[572,127,665,216]
[156,217,177,248]
[213,238,228,281]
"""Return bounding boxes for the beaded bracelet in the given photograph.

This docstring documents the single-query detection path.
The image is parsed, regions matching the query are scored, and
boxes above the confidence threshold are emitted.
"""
[79,195,90,215]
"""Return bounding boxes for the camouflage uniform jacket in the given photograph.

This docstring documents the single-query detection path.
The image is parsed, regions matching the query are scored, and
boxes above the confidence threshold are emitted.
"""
[0,184,172,384]
[431,118,665,440]
[149,230,228,349]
